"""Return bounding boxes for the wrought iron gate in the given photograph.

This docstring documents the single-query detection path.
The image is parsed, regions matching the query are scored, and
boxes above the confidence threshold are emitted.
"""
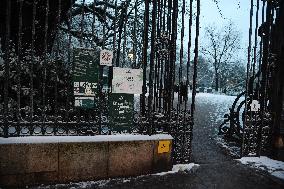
[0,0,200,163]
[218,0,284,158]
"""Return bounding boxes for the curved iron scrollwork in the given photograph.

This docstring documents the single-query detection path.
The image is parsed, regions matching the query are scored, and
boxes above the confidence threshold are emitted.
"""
[218,91,246,140]
[219,0,283,158]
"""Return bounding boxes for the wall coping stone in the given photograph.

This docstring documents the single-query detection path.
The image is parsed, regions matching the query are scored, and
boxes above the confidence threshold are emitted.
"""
[0,134,173,144]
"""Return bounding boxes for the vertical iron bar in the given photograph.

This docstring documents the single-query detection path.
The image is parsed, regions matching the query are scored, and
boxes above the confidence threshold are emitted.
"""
[241,0,254,157]
[187,0,200,162]
[52,0,62,136]
[159,59,164,112]
[3,0,11,138]
[156,59,161,111]
[160,0,166,113]
[68,0,73,76]
[55,0,62,115]
[141,0,149,116]
[80,0,85,46]
[30,0,37,134]
[114,0,119,68]
[165,0,172,115]
[92,0,96,49]
[147,0,157,134]
[66,0,73,134]
[253,0,260,78]
[158,0,164,111]
[17,0,23,128]
[179,0,185,113]
[186,0,193,112]
[179,0,186,162]
[133,0,138,67]
[162,0,166,32]
[67,0,73,102]
[43,0,49,129]
[122,4,128,68]
[168,0,178,118]
[98,1,107,134]
[257,0,265,91]
[191,0,200,118]
[66,0,71,116]
[254,0,263,157]
[153,0,161,112]
[109,0,117,92]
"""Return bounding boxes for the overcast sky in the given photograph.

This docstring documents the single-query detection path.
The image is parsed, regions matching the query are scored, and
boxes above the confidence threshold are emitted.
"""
[200,0,251,47]
[195,0,258,61]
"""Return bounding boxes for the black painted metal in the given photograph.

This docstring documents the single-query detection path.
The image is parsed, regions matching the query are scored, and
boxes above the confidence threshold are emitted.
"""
[219,0,283,158]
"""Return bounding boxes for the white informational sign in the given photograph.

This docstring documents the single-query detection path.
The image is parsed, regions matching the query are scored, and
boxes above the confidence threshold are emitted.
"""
[100,49,113,66]
[112,67,143,94]
[250,100,260,112]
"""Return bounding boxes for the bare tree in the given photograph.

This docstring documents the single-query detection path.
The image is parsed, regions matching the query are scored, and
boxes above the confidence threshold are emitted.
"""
[202,22,241,91]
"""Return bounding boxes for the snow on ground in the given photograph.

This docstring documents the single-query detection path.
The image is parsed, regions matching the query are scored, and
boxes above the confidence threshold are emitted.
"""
[236,156,284,180]
[30,164,199,189]
[33,179,112,189]
[195,92,244,125]
[215,137,240,158]
[195,93,245,156]
[153,163,200,176]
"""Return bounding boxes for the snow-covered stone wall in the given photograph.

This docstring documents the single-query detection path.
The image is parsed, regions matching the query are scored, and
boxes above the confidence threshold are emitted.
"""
[0,135,173,187]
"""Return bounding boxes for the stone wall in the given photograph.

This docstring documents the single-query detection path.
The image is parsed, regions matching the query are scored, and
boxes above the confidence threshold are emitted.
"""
[0,135,173,188]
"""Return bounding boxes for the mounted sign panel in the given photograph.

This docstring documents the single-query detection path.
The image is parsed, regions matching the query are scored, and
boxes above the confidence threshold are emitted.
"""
[109,93,134,132]
[250,100,260,112]
[73,48,99,108]
[158,140,171,153]
[112,67,143,94]
[100,49,113,66]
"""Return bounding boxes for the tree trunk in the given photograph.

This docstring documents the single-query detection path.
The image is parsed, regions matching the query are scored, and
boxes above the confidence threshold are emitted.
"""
[215,71,219,92]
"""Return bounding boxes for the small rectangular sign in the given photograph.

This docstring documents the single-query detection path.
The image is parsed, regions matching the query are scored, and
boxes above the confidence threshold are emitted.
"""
[250,100,260,112]
[100,49,113,66]
[158,140,171,154]
[112,67,143,94]
[75,97,95,108]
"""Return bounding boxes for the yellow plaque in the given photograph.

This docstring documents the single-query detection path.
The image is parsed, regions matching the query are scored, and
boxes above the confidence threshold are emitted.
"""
[158,140,171,154]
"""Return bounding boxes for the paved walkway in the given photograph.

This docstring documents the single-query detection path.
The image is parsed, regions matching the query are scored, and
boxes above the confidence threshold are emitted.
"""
[35,94,284,189]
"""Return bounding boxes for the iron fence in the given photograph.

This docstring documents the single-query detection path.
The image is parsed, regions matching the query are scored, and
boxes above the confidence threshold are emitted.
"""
[0,0,201,163]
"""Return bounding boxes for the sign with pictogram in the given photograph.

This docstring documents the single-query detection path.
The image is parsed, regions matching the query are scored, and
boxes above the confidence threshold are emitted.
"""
[100,49,113,66]
[158,140,171,153]
[250,100,260,112]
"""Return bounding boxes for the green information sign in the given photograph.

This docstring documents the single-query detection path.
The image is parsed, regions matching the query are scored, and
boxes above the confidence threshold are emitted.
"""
[73,48,99,108]
[109,93,134,132]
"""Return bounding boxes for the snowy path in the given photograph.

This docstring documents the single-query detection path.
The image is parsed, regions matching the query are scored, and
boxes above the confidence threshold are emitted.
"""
[189,93,284,188]
[192,93,237,163]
